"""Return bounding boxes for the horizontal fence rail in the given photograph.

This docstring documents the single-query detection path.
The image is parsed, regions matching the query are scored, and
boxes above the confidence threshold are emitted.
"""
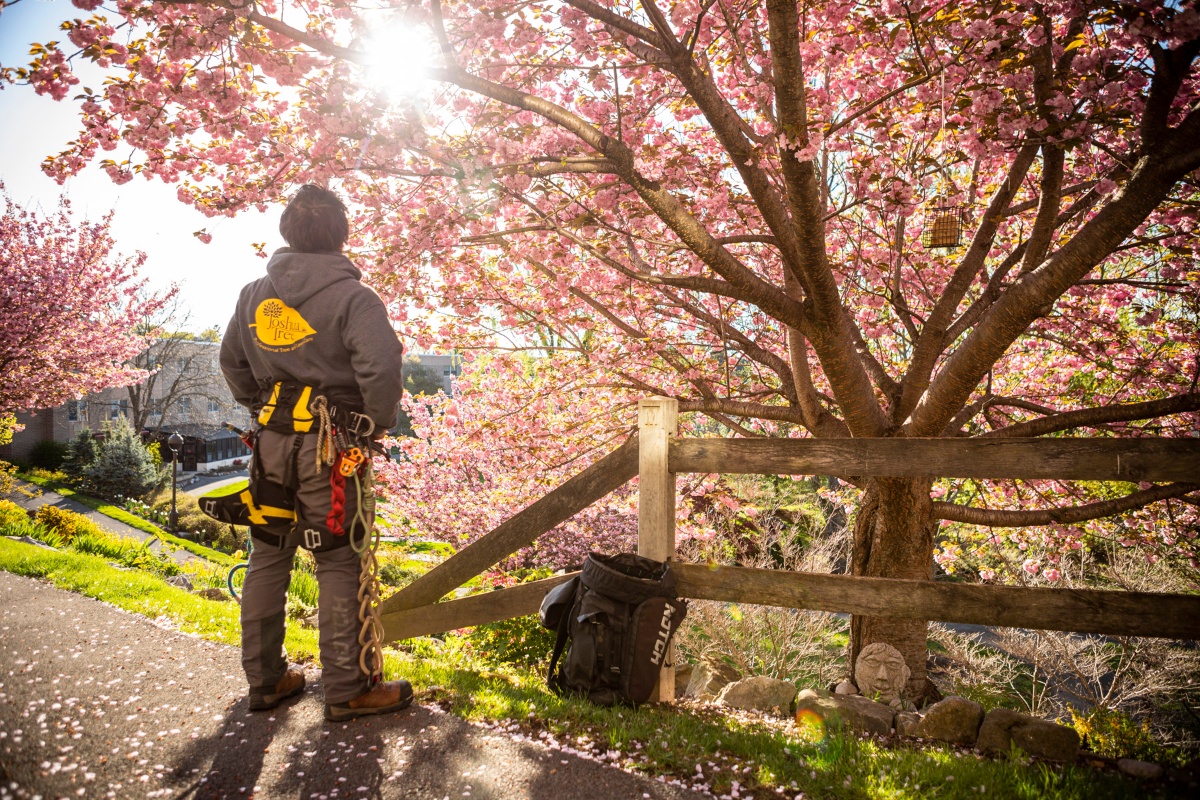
[671,437,1200,483]
[378,436,639,617]
[378,563,1200,643]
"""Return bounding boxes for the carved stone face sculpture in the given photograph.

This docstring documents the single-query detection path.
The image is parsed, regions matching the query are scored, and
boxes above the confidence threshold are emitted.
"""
[855,643,910,703]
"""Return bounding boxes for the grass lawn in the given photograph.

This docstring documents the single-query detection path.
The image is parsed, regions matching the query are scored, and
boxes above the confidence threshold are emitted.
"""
[0,536,1170,799]
[17,470,238,565]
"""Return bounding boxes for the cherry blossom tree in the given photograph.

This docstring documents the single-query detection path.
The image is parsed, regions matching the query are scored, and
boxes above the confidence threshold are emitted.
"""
[0,190,169,417]
[8,0,1199,698]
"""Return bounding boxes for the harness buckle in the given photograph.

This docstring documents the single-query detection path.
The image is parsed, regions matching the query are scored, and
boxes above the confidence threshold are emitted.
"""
[302,526,323,550]
[347,412,375,439]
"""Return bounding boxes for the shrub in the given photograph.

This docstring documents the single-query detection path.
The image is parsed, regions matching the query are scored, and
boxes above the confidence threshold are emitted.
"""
[85,417,158,498]
[0,499,29,528]
[466,612,558,667]
[1071,708,1181,765]
[28,440,69,472]
[61,429,99,484]
[1,516,66,548]
[70,530,179,577]
[33,505,103,543]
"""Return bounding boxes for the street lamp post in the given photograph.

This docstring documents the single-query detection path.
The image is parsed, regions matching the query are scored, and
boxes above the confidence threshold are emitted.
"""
[168,432,184,533]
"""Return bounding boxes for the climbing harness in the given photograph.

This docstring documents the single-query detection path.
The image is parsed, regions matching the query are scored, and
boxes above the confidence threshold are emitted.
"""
[200,381,391,682]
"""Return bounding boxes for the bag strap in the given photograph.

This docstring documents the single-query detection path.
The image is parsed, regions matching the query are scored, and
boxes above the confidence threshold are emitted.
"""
[546,583,576,694]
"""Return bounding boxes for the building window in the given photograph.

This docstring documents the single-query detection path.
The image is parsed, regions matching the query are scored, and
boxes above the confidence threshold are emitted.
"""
[181,397,193,413]
[67,401,80,422]
[209,398,220,413]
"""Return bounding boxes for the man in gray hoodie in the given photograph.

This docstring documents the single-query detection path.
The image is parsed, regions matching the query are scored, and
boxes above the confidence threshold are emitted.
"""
[220,185,411,722]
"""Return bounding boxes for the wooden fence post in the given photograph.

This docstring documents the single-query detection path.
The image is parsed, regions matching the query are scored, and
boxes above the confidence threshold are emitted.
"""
[638,396,678,702]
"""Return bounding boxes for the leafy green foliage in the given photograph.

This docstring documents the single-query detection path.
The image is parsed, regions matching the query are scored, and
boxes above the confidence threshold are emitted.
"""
[466,612,557,667]
[28,440,70,471]
[84,417,158,498]
[1071,708,1184,767]
[0,498,29,528]
[61,429,99,484]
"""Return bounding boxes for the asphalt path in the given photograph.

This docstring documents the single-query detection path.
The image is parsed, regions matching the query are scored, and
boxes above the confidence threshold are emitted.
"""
[0,572,710,800]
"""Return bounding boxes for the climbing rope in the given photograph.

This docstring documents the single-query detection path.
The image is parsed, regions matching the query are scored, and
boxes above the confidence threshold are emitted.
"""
[350,462,385,684]
[313,396,336,471]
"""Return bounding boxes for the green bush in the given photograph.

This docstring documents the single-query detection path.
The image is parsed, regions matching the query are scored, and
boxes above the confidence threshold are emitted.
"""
[1,516,67,549]
[378,556,424,589]
[1071,707,1181,765]
[466,611,557,667]
[29,440,70,472]
[85,418,158,498]
[61,429,99,485]
[69,530,179,577]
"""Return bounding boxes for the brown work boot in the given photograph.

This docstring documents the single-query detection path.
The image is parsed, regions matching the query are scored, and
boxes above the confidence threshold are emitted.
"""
[248,667,306,711]
[324,679,414,722]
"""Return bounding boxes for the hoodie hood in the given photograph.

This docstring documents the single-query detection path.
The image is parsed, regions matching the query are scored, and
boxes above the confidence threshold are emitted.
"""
[265,248,362,307]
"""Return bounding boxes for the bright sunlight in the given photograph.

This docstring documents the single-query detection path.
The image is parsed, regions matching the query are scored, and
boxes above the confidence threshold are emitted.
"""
[360,20,437,102]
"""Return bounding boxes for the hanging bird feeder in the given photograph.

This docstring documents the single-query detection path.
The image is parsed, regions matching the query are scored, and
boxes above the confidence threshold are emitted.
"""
[921,202,967,250]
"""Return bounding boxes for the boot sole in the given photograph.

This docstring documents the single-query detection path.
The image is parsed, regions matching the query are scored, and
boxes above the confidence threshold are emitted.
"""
[248,677,306,711]
[324,690,414,722]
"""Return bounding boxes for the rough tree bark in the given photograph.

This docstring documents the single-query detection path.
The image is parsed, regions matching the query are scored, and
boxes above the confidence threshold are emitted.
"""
[849,475,939,702]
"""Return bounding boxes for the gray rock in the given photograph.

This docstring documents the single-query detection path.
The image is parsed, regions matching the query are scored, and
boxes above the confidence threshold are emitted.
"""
[1117,759,1164,780]
[976,708,1080,761]
[166,575,194,591]
[193,587,233,602]
[5,535,58,550]
[914,696,985,746]
[975,708,1027,754]
[834,679,858,695]
[717,677,797,715]
[895,711,921,737]
[674,663,693,699]
[685,657,740,699]
[795,688,895,736]
[299,612,320,630]
[1011,719,1080,762]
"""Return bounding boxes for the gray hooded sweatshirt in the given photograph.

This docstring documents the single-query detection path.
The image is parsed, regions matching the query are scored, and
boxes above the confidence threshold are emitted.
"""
[220,249,404,429]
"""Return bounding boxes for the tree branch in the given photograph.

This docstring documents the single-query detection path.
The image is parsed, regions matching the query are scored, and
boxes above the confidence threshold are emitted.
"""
[934,483,1199,526]
[981,393,1200,438]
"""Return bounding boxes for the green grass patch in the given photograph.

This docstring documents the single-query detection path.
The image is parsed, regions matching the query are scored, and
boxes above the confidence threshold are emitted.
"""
[0,536,1161,799]
[0,537,316,660]
[16,470,237,565]
[200,479,250,499]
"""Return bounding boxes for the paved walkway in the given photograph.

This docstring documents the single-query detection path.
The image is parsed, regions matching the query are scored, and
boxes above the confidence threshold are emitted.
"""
[5,482,206,566]
[0,572,710,800]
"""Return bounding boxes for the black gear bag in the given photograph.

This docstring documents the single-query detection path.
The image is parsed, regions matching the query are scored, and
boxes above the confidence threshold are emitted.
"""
[539,552,687,706]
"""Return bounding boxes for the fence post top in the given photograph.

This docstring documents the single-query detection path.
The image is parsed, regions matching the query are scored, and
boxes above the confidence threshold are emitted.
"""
[637,396,678,431]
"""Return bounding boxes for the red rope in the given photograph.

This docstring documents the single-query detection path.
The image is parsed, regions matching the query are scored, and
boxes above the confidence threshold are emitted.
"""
[327,454,347,535]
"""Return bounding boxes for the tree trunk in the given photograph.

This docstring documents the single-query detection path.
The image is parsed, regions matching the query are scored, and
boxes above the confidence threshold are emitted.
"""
[849,475,941,703]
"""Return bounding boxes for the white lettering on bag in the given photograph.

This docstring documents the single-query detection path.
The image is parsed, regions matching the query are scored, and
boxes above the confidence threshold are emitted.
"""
[650,604,675,666]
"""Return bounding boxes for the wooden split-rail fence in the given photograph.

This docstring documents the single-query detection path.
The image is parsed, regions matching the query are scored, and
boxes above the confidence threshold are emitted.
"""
[378,397,1200,701]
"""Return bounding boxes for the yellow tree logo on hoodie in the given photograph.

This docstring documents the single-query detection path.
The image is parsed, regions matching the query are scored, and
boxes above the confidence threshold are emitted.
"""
[250,298,317,352]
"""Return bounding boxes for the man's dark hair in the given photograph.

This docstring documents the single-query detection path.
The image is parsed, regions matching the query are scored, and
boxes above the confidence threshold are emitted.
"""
[279,185,349,253]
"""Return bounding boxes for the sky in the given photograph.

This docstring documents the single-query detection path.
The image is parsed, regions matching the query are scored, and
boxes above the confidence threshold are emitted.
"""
[0,0,278,333]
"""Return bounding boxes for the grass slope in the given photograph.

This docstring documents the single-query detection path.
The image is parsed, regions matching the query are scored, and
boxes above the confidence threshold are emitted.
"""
[18,471,237,565]
[0,537,1164,800]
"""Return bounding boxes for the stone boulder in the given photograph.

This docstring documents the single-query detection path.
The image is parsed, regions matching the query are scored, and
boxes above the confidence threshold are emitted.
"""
[167,575,194,591]
[685,657,740,699]
[674,662,694,698]
[4,535,58,550]
[1117,759,1163,780]
[895,711,921,737]
[717,677,797,715]
[914,696,985,746]
[834,679,858,695]
[193,587,233,602]
[300,612,320,630]
[794,688,895,736]
[976,708,1080,762]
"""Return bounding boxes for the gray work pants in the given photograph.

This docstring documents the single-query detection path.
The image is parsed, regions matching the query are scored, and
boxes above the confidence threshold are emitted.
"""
[240,430,369,704]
